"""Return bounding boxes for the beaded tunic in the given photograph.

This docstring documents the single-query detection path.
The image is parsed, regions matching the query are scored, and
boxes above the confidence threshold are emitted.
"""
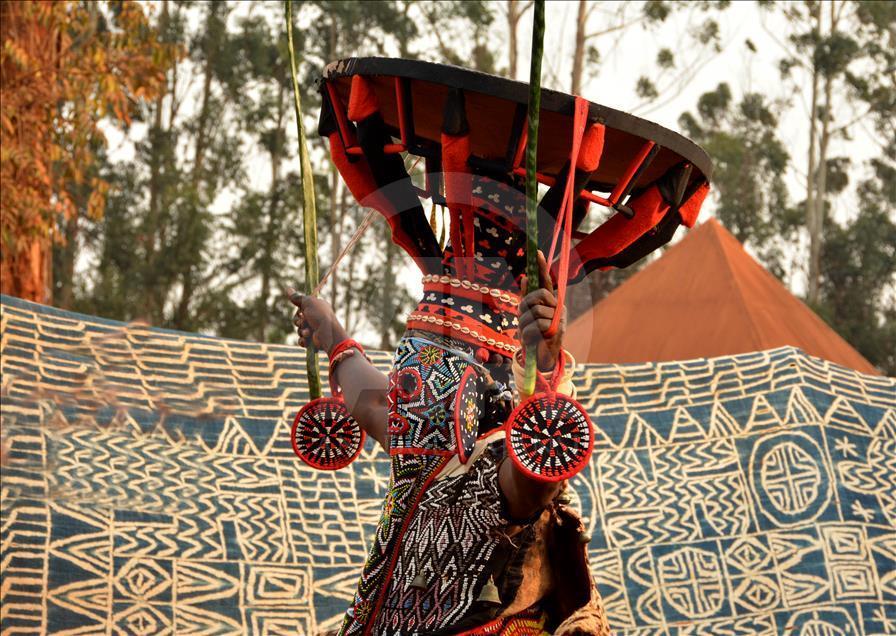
[337,180,607,635]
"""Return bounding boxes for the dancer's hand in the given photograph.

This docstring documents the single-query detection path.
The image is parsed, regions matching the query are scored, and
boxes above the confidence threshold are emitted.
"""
[286,288,348,354]
[519,251,566,371]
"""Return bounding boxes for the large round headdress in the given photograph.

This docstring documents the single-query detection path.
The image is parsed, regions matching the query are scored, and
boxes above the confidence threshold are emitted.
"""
[317,57,712,281]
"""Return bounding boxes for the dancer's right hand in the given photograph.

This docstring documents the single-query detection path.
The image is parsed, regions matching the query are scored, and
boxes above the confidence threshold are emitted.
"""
[286,288,348,355]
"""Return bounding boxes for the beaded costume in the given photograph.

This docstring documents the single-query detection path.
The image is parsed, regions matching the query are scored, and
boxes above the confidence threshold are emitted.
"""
[326,178,605,634]
[337,257,607,635]
[297,56,711,635]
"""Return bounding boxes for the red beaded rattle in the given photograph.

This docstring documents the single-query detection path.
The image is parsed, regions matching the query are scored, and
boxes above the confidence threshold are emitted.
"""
[291,339,366,470]
[505,351,594,482]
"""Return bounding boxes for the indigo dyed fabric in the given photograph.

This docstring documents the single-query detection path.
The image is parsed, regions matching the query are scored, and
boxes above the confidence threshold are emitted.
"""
[1,295,894,635]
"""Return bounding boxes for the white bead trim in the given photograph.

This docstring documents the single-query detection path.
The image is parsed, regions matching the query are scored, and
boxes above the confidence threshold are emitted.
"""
[407,312,520,353]
[421,275,520,307]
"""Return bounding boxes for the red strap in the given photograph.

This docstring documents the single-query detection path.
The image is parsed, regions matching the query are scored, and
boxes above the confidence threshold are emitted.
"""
[544,97,589,339]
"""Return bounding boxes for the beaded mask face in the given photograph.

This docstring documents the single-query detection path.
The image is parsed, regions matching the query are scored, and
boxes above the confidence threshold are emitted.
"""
[387,337,482,458]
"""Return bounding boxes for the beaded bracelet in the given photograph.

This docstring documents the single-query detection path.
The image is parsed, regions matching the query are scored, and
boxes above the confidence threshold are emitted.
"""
[327,339,369,395]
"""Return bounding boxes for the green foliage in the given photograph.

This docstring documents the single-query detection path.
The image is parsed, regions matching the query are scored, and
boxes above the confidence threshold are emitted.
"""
[628,1,731,111]
[694,18,721,50]
[656,48,675,69]
[636,77,659,100]
[643,1,672,23]
[816,158,896,375]
[680,83,793,277]
[76,2,249,332]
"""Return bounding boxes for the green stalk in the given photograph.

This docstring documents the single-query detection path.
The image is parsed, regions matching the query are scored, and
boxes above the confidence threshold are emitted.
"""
[286,1,321,399]
[523,0,545,395]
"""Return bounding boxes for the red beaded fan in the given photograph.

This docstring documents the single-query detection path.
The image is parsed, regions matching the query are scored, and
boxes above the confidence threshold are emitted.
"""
[291,397,365,471]
[505,352,594,482]
[290,340,367,471]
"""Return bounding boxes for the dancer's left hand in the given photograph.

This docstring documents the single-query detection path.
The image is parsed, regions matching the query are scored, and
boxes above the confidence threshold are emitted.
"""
[519,251,566,371]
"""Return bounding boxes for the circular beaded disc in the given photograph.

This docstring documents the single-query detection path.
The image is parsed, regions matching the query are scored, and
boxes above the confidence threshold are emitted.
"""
[505,393,594,482]
[291,397,365,470]
[453,366,482,464]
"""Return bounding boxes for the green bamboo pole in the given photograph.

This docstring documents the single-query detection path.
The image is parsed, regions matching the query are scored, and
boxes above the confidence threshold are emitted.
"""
[286,1,322,399]
[523,0,545,395]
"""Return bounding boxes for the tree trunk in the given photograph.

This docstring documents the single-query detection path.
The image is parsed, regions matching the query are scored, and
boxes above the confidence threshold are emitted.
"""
[55,216,78,308]
[257,83,287,342]
[508,0,519,79]
[808,1,837,306]
[173,27,214,330]
[804,3,822,305]
[0,238,50,303]
[140,0,171,322]
[571,0,587,94]
[145,87,166,321]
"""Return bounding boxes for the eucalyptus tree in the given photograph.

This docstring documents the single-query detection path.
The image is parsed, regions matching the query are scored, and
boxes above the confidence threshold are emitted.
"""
[80,1,245,331]
[678,83,793,278]
[760,0,896,305]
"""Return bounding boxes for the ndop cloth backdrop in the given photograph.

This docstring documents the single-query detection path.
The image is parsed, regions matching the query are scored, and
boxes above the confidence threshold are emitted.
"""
[1,295,894,634]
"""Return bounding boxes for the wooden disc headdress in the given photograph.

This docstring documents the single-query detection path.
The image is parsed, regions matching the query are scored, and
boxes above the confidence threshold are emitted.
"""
[317,57,712,280]
[315,56,712,480]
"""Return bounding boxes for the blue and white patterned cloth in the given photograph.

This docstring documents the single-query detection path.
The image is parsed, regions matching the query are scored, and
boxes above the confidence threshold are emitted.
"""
[1,295,893,635]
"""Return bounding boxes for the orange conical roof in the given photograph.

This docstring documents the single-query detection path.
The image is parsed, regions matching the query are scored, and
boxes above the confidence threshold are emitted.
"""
[566,218,879,374]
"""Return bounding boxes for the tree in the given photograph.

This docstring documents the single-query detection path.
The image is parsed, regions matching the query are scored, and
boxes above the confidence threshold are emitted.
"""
[762,0,896,304]
[505,0,533,80]
[816,158,896,375]
[214,12,307,342]
[675,2,896,373]
[78,1,246,330]
[570,0,648,95]
[566,1,730,101]
[0,0,176,303]
[679,83,795,278]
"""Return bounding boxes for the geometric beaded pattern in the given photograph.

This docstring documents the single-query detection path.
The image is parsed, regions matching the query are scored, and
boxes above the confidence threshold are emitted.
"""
[506,392,593,482]
[292,397,365,470]
[372,439,509,634]
[386,336,473,455]
[1,295,894,635]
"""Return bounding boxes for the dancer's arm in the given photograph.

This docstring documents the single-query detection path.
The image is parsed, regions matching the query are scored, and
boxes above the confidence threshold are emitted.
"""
[499,252,568,521]
[288,291,390,451]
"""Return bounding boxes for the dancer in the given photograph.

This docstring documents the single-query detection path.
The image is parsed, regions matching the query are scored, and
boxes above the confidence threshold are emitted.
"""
[289,243,609,635]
